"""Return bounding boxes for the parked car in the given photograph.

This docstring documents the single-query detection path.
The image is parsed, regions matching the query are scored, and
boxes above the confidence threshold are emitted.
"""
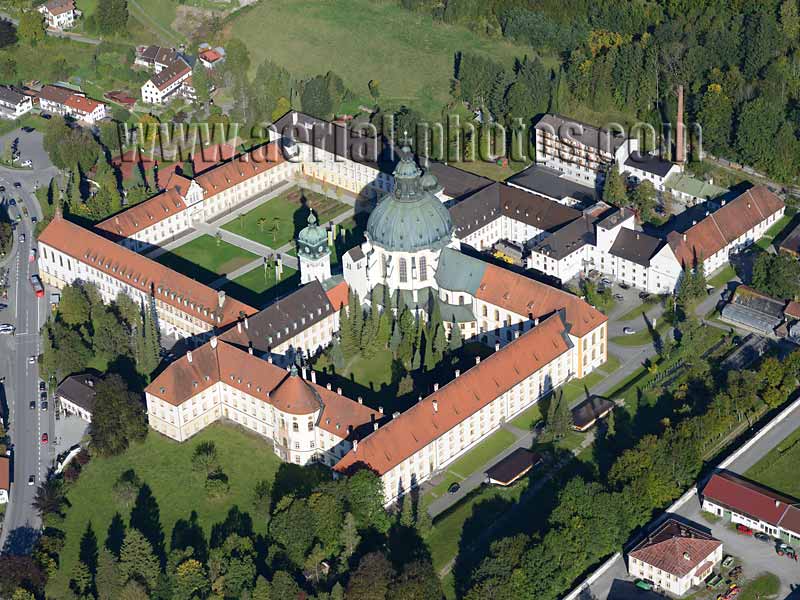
[619,283,630,290]
[722,555,735,568]
[13,182,21,188]
[0,303,7,310]
[39,381,45,392]
[754,532,772,543]
[27,355,36,365]
[20,159,31,168]
[41,113,51,119]
[40,432,48,444]
[28,248,36,262]
[0,324,14,334]
[29,400,35,410]
[638,291,650,300]
[623,327,636,335]
[448,482,461,494]
[736,524,754,535]
[40,400,47,411]
[8,198,15,205]
[21,126,34,133]
[18,233,24,243]
[28,475,34,485]
[614,293,624,301]
[634,580,653,591]
[601,278,612,285]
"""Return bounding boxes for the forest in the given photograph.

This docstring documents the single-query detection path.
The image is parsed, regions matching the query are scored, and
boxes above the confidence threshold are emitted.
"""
[396,0,800,183]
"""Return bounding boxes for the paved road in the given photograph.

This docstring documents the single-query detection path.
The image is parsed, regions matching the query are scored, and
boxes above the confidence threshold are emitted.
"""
[0,175,51,555]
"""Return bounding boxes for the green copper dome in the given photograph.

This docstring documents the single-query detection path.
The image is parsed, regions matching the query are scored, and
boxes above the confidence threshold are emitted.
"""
[366,147,453,252]
[297,211,329,259]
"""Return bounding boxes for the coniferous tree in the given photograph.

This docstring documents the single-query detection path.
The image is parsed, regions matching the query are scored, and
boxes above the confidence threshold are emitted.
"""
[449,321,463,353]
[602,164,627,207]
[119,529,160,592]
[389,318,402,354]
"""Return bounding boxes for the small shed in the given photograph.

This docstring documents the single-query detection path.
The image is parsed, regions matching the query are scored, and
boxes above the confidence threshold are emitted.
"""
[571,396,616,431]
[485,448,542,486]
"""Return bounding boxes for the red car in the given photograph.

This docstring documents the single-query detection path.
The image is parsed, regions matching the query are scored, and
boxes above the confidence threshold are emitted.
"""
[736,524,754,535]
[40,432,48,444]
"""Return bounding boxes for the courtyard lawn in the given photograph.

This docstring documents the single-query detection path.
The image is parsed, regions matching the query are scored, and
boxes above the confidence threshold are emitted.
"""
[154,234,259,285]
[446,159,531,182]
[221,263,299,308]
[745,425,800,498]
[598,353,622,376]
[610,319,670,347]
[616,296,662,322]
[229,0,540,117]
[510,404,543,432]
[222,188,350,250]
[707,264,737,289]
[48,424,282,598]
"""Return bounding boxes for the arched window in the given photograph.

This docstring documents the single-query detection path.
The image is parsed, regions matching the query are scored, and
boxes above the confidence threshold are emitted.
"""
[419,256,428,281]
[482,305,488,317]
[292,422,299,432]
[399,258,408,283]
[307,421,314,431]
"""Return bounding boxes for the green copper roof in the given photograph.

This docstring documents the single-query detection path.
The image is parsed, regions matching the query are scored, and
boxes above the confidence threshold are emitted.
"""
[435,248,487,294]
[366,148,454,252]
[665,173,727,200]
[297,211,329,259]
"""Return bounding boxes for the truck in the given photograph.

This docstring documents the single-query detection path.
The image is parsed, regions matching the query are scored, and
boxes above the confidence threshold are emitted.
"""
[492,240,525,266]
[29,274,44,298]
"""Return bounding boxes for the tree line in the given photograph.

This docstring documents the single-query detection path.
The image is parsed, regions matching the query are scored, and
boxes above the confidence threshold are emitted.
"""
[1,448,442,600]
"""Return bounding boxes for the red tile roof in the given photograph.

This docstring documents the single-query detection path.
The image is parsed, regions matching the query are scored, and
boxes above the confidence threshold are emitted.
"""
[668,186,784,266]
[43,0,75,17]
[64,94,105,116]
[629,519,721,578]
[147,340,378,436]
[39,216,254,328]
[99,142,284,238]
[334,313,573,476]
[191,143,237,174]
[476,263,607,338]
[38,84,73,105]
[702,472,796,526]
[0,456,8,492]
[325,280,349,311]
[149,59,191,91]
[199,49,223,64]
[785,300,800,319]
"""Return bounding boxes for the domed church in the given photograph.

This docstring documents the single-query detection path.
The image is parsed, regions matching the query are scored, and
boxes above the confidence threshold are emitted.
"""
[343,145,459,303]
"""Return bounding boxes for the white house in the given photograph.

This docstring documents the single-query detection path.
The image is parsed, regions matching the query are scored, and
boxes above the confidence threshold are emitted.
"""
[56,373,100,422]
[38,85,108,124]
[0,86,33,120]
[622,151,683,191]
[534,114,639,187]
[134,46,180,72]
[38,0,79,30]
[140,58,194,105]
[628,519,722,597]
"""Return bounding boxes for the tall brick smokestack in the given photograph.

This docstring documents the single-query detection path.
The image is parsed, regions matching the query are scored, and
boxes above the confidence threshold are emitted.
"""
[676,85,685,164]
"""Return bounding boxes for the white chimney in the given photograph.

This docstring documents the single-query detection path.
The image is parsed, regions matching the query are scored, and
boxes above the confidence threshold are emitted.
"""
[311,371,317,384]
[244,317,249,330]
[455,369,460,377]
[476,356,481,365]
[248,347,253,355]
[210,336,218,348]
[337,387,342,395]
[373,422,379,431]
[357,396,363,404]
[379,406,384,414]
[683,233,687,242]
[495,342,500,352]
[432,399,438,413]
[187,351,193,363]
[353,439,358,453]
[267,355,273,364]
[301,366,307,379]
[217,290,226,307]
[514,330,520,339]
[433,382,439,391]
[326,383,332,390]
[237,321,242,333]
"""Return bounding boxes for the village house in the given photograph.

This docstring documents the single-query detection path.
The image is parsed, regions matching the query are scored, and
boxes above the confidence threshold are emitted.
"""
[38,85,108,124]
[627,519,723,597]
[56,373,101,422]
[134,46,181,73]
[0,85,33,120]
[38,0,80,30]
[140,58,195,105]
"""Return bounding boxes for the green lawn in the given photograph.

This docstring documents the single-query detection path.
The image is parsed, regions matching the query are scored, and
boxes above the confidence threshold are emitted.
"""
[229,0,540,117]
[446,159,531,182]
[737,573,781,600]
[745,425,800,498]
[610,319,670,347]
[598,353,622,376]
[222,188,349,250]
[707,264,737,289]
[48,424,282,598]
[154,234,258,284]
[221,263,299,308]
[509,404,543,432]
